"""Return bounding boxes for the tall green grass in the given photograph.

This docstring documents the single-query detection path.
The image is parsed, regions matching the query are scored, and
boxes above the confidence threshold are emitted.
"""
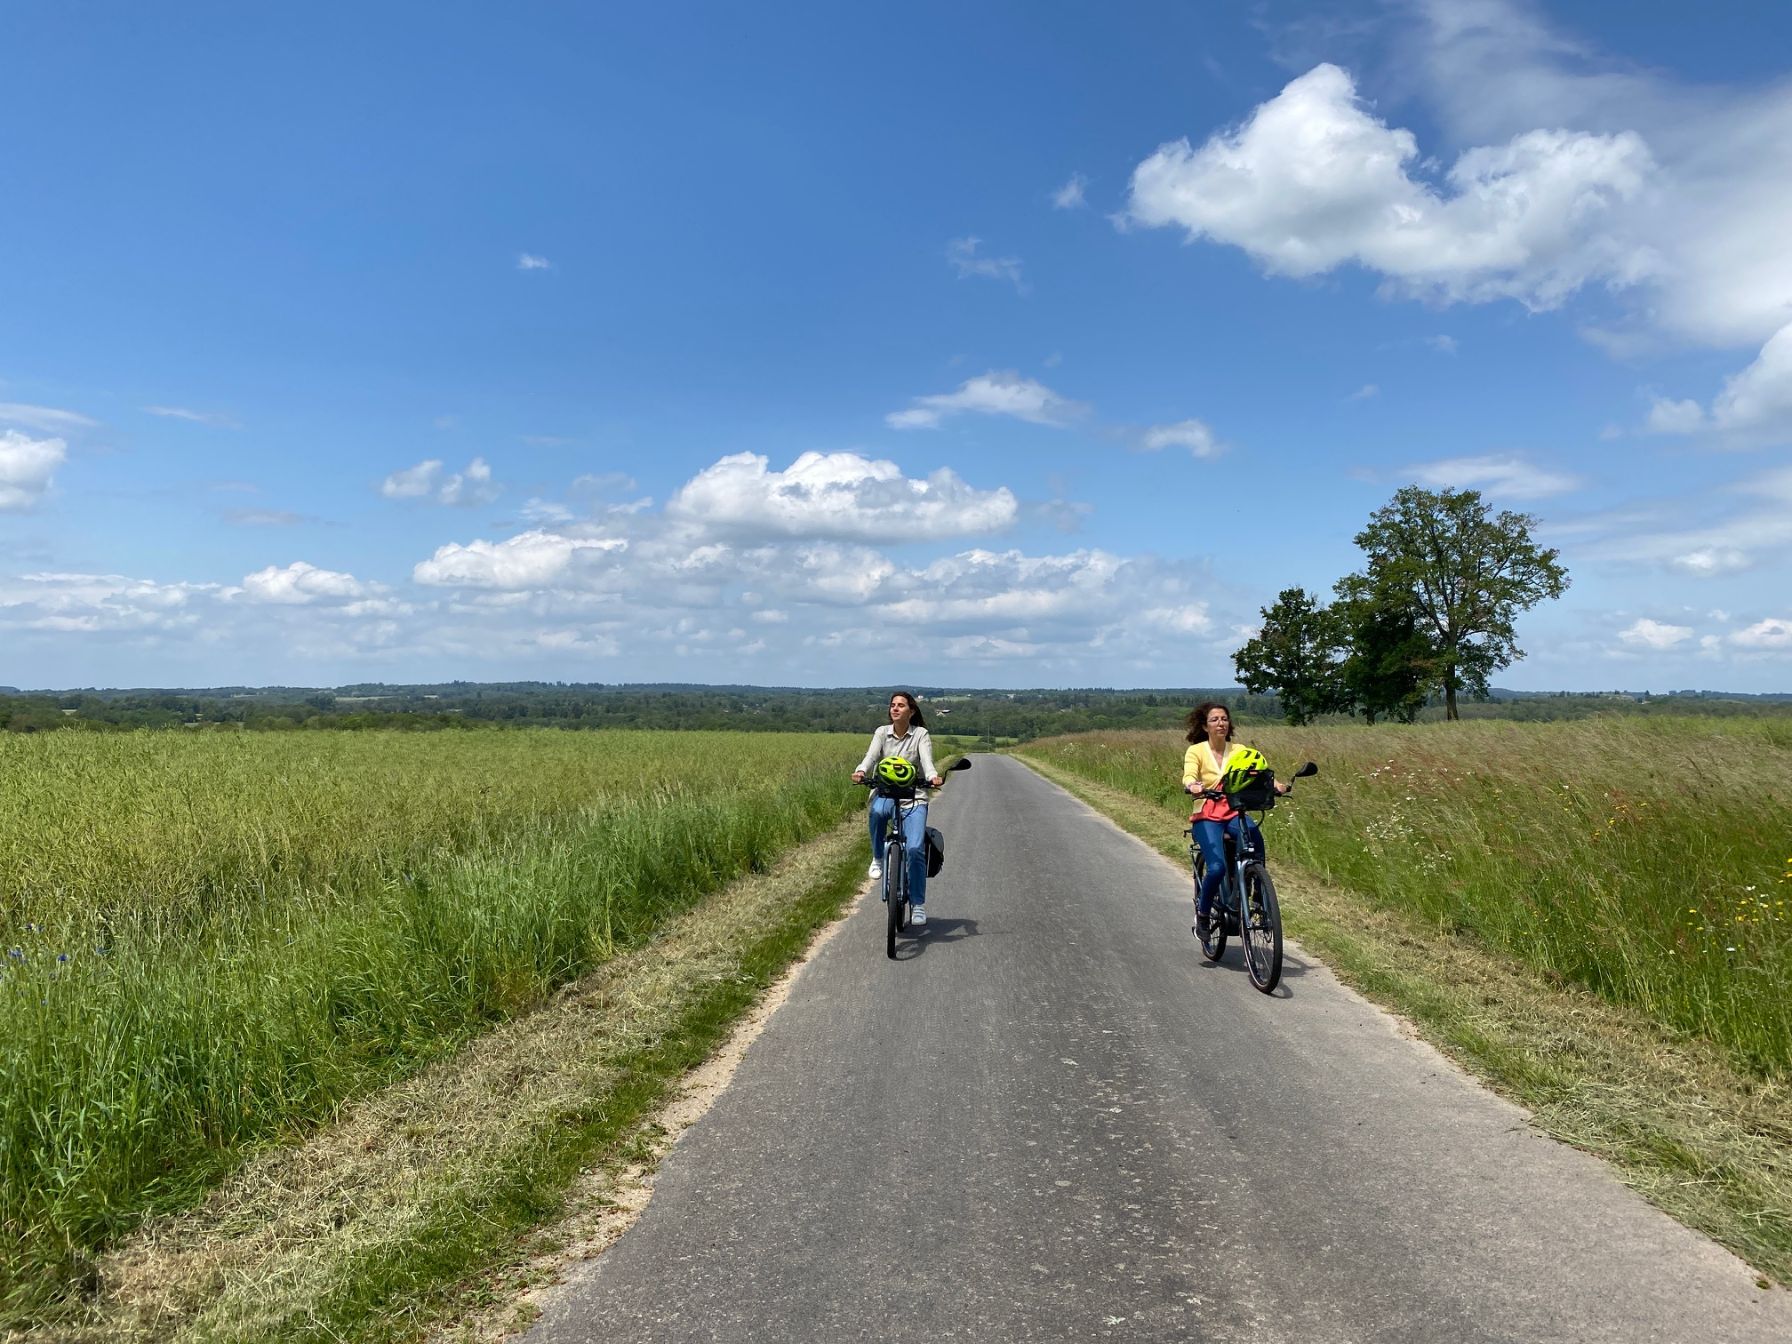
[1019,717,1792,1076]
[0,729,865,1320]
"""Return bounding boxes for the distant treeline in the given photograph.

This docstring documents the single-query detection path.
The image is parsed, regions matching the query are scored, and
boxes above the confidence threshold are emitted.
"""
[0,681,1788,738]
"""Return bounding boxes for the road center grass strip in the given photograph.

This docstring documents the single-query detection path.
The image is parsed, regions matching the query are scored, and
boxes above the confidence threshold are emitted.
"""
[1014,747,1792,1288]
[17,818,869,1344]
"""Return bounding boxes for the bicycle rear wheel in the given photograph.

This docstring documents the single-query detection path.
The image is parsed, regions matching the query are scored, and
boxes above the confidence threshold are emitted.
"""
[1239,862,1283,992]
[885,850,907,959]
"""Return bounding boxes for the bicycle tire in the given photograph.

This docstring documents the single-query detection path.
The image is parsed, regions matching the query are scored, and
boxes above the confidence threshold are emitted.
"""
[885,849,905,959]
[1239,862,1283,992]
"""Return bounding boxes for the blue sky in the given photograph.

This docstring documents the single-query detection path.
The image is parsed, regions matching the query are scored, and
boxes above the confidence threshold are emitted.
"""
[4,0,1791,691]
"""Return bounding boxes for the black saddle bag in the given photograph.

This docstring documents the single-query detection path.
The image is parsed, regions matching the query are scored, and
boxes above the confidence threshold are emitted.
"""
[924,827,945,878]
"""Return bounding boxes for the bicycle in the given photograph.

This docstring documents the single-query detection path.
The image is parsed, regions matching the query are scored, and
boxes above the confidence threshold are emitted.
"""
[1187,760,1317,993]
[859,756,971,959]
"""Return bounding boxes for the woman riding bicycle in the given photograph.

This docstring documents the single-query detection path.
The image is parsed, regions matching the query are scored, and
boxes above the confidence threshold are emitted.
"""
[1182,701,1288,943]
[852,690,944,927]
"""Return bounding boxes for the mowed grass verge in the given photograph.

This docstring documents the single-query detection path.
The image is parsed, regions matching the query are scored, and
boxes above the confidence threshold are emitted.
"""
[1016,718,1792,1283]
[0,729,865,1327]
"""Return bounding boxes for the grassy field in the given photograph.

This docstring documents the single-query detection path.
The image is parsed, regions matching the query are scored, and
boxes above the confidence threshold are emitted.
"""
[0,729,865,1325]
[1019,716,1792,1078]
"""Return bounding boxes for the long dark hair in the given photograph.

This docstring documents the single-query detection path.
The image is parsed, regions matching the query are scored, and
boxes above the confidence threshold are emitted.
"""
[1185,700,1233,745]
[890,690,927,729]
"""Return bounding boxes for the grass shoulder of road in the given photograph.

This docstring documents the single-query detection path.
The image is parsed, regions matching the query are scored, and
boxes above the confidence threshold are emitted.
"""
[1014,751,1792,1289]
[18,817,872,1344]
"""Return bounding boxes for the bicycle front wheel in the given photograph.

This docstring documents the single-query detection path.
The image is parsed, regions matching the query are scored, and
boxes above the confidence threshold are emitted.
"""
[1239,862,1283,992]
[885,854,906,959]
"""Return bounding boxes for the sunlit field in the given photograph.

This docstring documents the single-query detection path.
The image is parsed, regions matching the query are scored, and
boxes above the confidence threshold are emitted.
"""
[0,729,863,1317]
[1019,717,1792,1078]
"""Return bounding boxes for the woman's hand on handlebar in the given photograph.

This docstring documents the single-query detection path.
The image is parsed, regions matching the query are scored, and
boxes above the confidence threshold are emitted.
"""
[851,770,865,783]
[929,775,944,787]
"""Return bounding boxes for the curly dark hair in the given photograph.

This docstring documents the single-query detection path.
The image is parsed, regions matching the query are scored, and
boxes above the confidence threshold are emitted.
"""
[890,690,927,729]
[1184,700,1234,745]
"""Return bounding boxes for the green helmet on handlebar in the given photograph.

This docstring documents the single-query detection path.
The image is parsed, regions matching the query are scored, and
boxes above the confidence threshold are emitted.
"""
[874,756,918,787]
[1221,747,1268,795]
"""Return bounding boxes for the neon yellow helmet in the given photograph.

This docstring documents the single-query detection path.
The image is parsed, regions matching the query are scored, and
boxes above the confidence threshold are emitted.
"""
[1221,747,1268,794]
[874,756,918,787]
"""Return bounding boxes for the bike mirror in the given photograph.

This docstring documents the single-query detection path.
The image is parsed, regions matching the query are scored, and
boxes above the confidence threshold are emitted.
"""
[1293,761,1318,779]
[949,757,973,771]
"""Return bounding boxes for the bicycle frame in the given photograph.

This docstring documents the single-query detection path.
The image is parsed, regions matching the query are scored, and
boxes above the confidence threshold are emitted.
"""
[873,791,926,872]
[1187,812,1263,928]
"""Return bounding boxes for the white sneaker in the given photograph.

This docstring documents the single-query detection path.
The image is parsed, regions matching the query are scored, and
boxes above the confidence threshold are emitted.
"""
[867,862,882,881]
[910,906,928,928]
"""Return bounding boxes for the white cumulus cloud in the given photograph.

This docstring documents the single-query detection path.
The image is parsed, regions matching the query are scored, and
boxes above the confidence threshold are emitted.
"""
[517,253,552,270]
[1709,322,1792,435]
[1052,173,1088,209]
[1389,0,1792,439]
[1140,419,1224,459]
[886,371,1088,431]
[1731,618,1792,651]
[240,561,368,605]
[414,530,628,590]
[0,430,67,510]
[667,451,1017,541]
[1125,62,1655,310]
[0,572,217,633]
[381,457,502,506]
[1647,324,1792,440]
[1618,618,1691,650]
[1674,548,1749,577]
[1646,398,1706,434]
[382,459,443,499]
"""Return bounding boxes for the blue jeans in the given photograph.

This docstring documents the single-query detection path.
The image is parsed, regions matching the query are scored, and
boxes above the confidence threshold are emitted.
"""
[869,797,929,906]
[1193,816,1261,916]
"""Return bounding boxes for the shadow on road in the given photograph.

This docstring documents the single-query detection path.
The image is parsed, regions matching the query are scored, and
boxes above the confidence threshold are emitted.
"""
[1188,925,1311,999]
[895,916,979,959]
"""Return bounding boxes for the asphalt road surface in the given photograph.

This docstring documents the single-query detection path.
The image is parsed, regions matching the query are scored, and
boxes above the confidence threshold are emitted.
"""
[527,754,1789,1343]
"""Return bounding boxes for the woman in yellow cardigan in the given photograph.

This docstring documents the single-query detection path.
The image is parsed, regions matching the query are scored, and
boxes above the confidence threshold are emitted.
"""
[1182,701,1288,942]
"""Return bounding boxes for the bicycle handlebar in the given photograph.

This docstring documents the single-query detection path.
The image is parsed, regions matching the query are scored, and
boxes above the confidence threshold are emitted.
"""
[1189,760,1318,804]
[853,757,972,792]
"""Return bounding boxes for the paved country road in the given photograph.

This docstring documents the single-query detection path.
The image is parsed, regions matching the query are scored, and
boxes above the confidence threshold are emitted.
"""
[526,755,1789,1343]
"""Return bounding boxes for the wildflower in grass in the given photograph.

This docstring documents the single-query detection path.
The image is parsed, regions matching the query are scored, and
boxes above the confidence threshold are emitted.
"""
[57,953,68,963]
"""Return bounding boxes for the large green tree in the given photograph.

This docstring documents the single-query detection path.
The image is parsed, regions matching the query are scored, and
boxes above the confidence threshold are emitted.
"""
[1233,587,1349,725]
[1336,586,1433,724]
[1341,486,1569,720]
